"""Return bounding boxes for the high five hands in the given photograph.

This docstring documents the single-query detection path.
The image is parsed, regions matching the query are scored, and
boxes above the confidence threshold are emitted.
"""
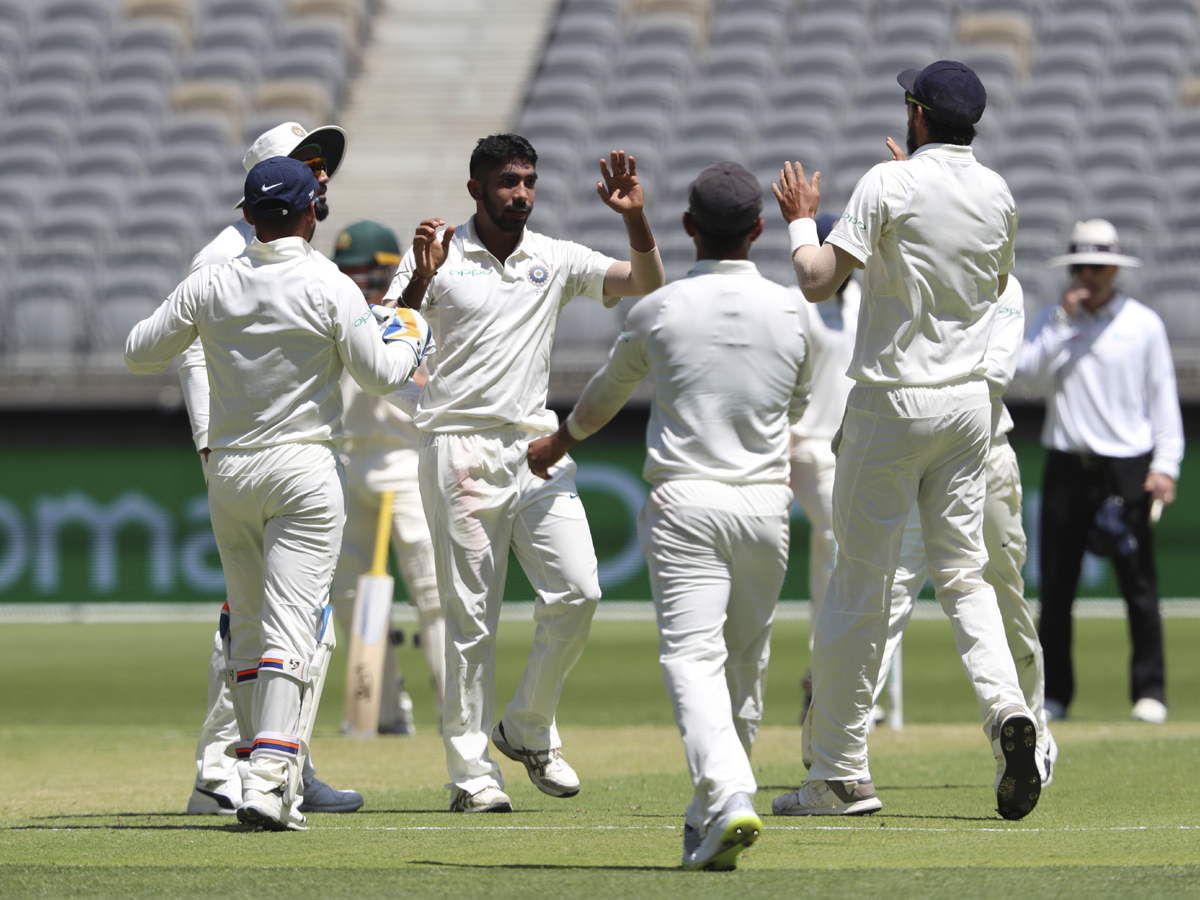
[597,150,645,217]
[772,161,820,224]
[413,218,456,278]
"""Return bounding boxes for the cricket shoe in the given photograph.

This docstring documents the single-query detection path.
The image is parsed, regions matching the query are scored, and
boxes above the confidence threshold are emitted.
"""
[1131,697,1168,723]
[993,707,1041,821]
[298,777,363,813]
[237,787,309,831]
[771,779,882,816]
[186,761,248,815]
[1041,728,1059,788]
[491,720,580,798]
[449,785,513,813]
[686,793,762,871]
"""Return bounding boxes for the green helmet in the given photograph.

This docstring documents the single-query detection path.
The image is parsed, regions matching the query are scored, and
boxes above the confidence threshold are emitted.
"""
[332,220,401,269]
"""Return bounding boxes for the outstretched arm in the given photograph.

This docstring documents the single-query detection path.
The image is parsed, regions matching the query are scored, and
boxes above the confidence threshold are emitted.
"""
[597,151,665,299]
[772,162,860,303]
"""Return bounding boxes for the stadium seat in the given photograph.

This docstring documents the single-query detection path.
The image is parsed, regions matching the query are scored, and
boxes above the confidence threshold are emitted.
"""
[779,44,858,83]
[68,146,145,180]
[0,113,75,155]
[252,81,333,131]
[129,173,211,212]
[32,207,112,247]
[106,49,181,86]
[1038,13,1114,52]
[790,11,870,51]
[77,114,157,156]
[40,0,116,32]
[41,178,125,218]
[1017,80,1092,118]
[119,203,199,249]
[113,18,185,56]
[30,18,108,59]
[90,82,169,120]
[673,107,756,146]
[770,74,851,118]
[22,49,97,87]
[605,78,684,118]
[194,16,274,58]
[0,19,25,64]
[9,272,92,351]
[519,108,594,149]
[1006,110,1079,153]
[626,15,700,54]
[280,16,356,67]
[107,237,192,277]
[183,48,262,88]
[158,112,237,150]
[93,297,160,350]
[10,83,89,122]
[1005,171,1086,212]
[875,11,953,48]
[264,47,348,102]
[686,76,768,116]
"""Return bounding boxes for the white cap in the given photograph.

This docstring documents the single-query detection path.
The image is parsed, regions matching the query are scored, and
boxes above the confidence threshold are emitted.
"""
[1048,218,1141,268]
[234,121,348,208]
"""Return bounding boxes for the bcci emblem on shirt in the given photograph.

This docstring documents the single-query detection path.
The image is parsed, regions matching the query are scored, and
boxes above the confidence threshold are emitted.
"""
[527,262,550,286]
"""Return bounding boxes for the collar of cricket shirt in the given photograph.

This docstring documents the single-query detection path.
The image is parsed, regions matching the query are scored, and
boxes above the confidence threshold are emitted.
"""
[462,215,535,267]
[687,259,761,277]
[243,236,315,263]
[911,142,976,162]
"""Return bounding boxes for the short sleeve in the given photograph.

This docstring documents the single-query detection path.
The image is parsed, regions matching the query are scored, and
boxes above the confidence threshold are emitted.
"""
[824,163,891,265]
[559,239,619,306]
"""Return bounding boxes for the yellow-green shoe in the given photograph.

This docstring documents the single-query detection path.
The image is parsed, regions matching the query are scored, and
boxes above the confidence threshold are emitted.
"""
[686,793,762,871]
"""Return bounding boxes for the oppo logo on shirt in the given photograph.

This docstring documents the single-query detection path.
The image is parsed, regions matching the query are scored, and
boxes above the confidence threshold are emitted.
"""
[353,312,373,326]
[447,268,489,277]
[841,213,867,231]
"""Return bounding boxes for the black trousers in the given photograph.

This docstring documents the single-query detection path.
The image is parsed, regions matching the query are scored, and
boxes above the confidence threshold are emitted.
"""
[1038,450,1165,709]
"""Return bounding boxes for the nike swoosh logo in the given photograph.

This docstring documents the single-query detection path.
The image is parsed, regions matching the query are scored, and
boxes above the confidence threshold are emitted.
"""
[262,182,283,191]
[569,493,578,499]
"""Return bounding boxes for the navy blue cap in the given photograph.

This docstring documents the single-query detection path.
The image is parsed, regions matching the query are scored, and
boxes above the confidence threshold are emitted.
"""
[687,161,763,234]
[243,156,320,220]
[897,60,987,126]
[815,214,839,244]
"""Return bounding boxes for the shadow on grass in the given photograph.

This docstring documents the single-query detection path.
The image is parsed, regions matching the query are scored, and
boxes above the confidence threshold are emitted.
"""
[411,859,678,872]
[758,784,981,792]
[7,823,254,832]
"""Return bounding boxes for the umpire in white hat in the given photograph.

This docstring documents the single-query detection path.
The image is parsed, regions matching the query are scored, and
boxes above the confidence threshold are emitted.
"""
[1018,219,1184,725]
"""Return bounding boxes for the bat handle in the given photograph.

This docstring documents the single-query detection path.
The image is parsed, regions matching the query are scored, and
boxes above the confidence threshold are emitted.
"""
[370,491,395,575]
[1150,497,1163,526]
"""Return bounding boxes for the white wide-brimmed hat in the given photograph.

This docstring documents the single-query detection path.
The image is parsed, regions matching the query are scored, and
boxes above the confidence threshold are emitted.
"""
[1047,218,1141,267]
[234,121,347,209]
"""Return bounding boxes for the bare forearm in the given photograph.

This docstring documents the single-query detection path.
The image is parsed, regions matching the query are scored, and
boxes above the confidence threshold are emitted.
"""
[399,275,431,310]
[622,210,655,254]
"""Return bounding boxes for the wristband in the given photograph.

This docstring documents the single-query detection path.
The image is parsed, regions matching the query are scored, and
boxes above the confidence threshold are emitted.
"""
[788,218,820,254]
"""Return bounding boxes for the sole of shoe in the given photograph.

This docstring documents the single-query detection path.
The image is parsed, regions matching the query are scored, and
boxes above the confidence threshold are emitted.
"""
[187,788,239,815]
[690,813,762,871]
[996,713,1041,821]
[451,799,514,813]
[492,724,579,799]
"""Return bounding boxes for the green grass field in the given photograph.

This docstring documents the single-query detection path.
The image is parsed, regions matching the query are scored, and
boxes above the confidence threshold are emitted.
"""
[2,618,1200,899]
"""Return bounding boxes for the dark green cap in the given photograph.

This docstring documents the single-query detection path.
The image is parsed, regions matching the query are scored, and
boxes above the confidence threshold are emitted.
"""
[333,220,401,268]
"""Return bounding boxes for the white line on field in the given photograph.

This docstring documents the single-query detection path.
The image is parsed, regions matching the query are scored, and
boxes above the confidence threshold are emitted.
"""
[299,824,1200,834]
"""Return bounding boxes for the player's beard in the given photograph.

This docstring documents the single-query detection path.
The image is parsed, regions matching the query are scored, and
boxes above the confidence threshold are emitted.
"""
[315,196,329,221]
[482,192,530,235]
[906,117,918,156]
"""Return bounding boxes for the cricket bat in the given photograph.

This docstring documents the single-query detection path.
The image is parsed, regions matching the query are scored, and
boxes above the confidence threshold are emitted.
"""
[342,491,395,737]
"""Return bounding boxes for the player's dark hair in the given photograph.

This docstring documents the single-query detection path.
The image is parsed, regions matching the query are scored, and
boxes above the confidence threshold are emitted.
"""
[922,109,977,146]
[694,224,757,257]
[470,133,538,182]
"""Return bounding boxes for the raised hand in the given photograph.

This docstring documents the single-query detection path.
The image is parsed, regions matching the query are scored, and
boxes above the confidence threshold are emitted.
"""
[597,151,645,217]
[885,137,908,162]
[413,218,456,278]
[772,161,820,224]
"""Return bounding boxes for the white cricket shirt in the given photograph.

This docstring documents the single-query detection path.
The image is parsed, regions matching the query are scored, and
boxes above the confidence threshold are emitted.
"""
[178,219,256,450]
[1018,293,1184,479]
[984,274,1026,440]
[568,259,812,486]
[383,216,617,435]
[789,279,859,441]
[825,143,1018,387]
[126,236,419,450]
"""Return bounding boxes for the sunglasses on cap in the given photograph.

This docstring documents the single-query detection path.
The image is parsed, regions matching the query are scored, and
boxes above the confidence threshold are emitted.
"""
[297,156,327,174]
[905,92,931,110]
[1071,264,1110,273]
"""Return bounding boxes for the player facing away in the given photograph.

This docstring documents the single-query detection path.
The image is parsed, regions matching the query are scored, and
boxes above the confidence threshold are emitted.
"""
[528,163,812,869]
[771,61,1040,821]
[127,158,430,830]
[382,133,665,812]
[331,220,446,730]
[871,275,1057,785]
[182,122,363,816]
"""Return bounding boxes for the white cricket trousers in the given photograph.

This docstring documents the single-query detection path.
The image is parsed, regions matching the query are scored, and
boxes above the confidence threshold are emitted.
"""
[641,480,790,831]
[332,447,446,714]
[876,437,1047,751]
[207,442,344,790]
[806,379,1029,782]
[790,435,837,640]
[420,427,601,794]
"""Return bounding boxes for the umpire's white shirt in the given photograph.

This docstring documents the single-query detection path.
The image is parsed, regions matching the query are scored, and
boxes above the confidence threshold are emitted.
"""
[825,143,1018,387]
[126,236,419,449]
[789,279,859,441]
[1019,293,1184,480]
[383,215,616,436]
[569,259,812,486]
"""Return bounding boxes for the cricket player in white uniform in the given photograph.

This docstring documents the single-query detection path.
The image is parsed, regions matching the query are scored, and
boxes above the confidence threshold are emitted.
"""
[182,123,364,815]
[127,158,430,830]
[529,163,812,870]
[331,220,446,729]
[770,61,1040,821]
[789,213,859,721]
[383,134,665,812]
[872,275,1057,783]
